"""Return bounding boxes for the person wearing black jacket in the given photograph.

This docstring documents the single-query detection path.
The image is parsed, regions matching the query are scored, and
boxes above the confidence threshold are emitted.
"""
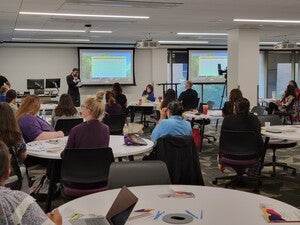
[66,68,80,107]
[178,80,198,111]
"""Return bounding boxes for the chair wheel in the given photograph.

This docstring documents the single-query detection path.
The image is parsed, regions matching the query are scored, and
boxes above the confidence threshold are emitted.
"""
[291,170,297,176]
[212,180,217,185]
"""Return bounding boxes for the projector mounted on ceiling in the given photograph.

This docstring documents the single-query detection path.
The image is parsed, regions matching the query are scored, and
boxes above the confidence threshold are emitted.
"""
[273,41,297,50]
[135,40,160,48]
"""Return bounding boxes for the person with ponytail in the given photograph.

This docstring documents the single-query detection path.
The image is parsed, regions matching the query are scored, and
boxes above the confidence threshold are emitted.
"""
[105,90,122,115]
[61,91,109,157]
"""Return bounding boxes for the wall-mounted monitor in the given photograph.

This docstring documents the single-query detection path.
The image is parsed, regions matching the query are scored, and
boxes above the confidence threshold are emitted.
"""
[46,78,61,88]
[78,48,135,86]
[27,79,44,90]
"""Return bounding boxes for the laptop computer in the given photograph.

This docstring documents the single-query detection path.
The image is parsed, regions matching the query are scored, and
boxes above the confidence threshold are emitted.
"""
[70,186,138,225]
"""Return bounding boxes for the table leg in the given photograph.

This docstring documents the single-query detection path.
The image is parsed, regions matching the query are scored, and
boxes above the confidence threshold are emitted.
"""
[128,155,134,161]
[259,137,269,176]
[45,159,57,212]
[129,106,135,123]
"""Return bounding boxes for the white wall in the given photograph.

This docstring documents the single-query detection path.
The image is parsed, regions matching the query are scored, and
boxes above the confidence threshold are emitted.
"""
[0,46,167,102]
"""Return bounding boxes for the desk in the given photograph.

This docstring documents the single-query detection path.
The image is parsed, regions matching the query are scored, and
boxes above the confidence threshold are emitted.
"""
[261,125,300,141]
[128,102,158,123]
[59,185,300,225]
[27,135,154,211]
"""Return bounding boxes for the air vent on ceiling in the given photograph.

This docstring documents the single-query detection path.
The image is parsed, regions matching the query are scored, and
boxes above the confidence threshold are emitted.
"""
[65,0,183,8]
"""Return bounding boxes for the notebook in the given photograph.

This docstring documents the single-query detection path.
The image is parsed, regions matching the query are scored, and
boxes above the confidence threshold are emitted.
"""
[70,186,138,225]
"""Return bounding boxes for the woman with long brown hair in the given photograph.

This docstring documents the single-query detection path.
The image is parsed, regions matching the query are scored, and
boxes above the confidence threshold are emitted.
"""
[16,95,64,143]
[105,90,122,115]
[51,93,79,127]
[222,88,243,116]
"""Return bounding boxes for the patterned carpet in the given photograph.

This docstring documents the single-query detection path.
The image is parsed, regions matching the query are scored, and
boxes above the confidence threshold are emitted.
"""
[30,115,300,211]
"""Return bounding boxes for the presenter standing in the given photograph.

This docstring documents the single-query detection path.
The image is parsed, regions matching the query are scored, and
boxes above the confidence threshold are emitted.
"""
[66,68,80,107]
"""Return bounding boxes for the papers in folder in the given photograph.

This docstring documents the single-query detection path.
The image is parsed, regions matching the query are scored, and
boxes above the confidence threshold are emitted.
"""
[261,204,300,222]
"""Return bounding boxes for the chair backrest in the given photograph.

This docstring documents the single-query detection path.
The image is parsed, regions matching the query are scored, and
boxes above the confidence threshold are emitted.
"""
[251,106,265,116]
[257,115,282,126]
[54,118,83,136]
[220,130,262,156]
[61,147,114,184]
[155,135,204,185]
[107,161,171,189]
[102,114,126,135]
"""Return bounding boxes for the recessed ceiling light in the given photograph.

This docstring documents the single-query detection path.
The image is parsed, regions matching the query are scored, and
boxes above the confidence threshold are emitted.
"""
[234,19,300,24]
[90,30,112,33]
[15,28,86,33]
[259,42,277,45]
[159,40,209,44]
[19,11,149,19]
[12,38,90,42]
[177,32,227,36]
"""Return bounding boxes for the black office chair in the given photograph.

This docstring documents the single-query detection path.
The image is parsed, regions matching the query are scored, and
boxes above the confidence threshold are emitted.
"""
[61,147,115,198]
[251,106,266,116]
[54,118,83,136]
[103,114,126,135]
[153,135,205,185]
[213,130,263,192]
[258,115,297,176]
[107,161,171,189]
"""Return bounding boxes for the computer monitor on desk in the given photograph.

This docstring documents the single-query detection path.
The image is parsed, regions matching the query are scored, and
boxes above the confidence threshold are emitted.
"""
[46,78,60,89]
[27,79,44,90]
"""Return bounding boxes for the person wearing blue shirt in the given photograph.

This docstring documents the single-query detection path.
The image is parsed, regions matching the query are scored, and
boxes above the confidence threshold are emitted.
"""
[151,101,192,142]
[142,84,155,102]
[0,75,10,103]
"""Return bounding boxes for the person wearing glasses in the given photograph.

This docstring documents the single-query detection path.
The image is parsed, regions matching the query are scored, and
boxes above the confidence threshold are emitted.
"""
[61,91,109,157]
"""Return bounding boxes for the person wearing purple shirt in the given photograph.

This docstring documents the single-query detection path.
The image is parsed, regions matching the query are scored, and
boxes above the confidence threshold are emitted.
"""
[16,95,64,143]
[105,90,122,115]
[61,91,110,157]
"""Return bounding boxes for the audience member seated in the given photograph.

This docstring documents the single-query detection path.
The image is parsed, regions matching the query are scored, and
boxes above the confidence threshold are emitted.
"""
[219,98,263,172]
[160,88,176,109]
[222,88,243,116]
[105,90,122,115]
[151,101,192,142]
[0,103,28,189]
[61,91,109,156]
[142,84,155,102]
[289,80,300,100]
[178,80,198,111]
[5,89,18,113]
[267,85,296,115]
[0,141,62,225]
[0,75,10,103]
[51,94,80,127]
[112,82,128,115]
[16,95,64,143]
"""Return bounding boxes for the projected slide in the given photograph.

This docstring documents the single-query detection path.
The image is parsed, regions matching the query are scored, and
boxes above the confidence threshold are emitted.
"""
[79,49,135,85]
[189,50,227,82]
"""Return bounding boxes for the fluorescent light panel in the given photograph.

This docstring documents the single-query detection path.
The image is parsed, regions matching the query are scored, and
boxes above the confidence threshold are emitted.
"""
[159,40,209,44]
[15,28,112,33]
[234,19,300,24]
[12,38,90,42]
[19,11,149,19]
[259,42,277,45]
[177,32,227,36]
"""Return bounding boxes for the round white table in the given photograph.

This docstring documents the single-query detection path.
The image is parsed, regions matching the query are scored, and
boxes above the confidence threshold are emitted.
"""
[59,185,300,225]
[261,125,300,141]
[26,135,154,212]
[183,110,222,121]
[26,135,154,159]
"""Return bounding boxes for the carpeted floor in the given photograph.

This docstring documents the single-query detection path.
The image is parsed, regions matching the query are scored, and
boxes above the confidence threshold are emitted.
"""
[29,116,300,211]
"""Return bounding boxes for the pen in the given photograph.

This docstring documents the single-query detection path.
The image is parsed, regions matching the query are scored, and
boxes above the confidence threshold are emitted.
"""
[185,210,198,219]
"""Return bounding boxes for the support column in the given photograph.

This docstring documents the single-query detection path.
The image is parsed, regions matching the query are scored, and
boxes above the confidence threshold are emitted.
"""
[227,28,259,107]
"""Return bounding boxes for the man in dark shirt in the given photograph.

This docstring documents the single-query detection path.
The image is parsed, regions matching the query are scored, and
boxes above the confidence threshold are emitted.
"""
[66,68,80,107]
[178,80,198,111]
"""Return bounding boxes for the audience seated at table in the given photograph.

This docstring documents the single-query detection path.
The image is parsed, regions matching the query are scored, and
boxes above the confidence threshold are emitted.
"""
[0,141,62,225]
[0,103,27,181]
[219,98,263,170]
[105,90,122,115]
[16,95,64,143]
[51,93,80,127]
[160,88,176,109]
[112,82,128,114]
[267,85,296,115]
[5,89,18,113]
[142,84,155,102]
[222,88,243,116]
[151,101,192,142]
[178,80,198,111]
[61,91,109,155]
